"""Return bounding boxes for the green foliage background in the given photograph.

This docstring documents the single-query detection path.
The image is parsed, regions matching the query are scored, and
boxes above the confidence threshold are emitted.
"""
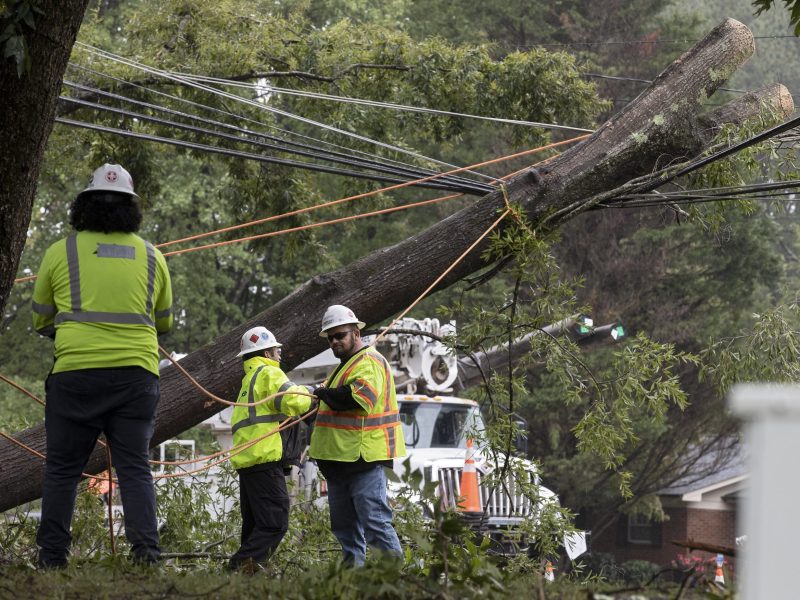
[1,0,799,590]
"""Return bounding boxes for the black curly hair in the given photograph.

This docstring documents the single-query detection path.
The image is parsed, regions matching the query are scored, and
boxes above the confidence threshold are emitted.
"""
[69,192,142,233]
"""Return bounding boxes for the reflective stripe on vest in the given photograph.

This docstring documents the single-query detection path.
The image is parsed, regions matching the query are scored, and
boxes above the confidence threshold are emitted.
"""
[231,366,293,434]
[314,347,402,459]
[272,380,295,413]
[57,233,158,327]
[315,410,400,430]
[32,301,56,315]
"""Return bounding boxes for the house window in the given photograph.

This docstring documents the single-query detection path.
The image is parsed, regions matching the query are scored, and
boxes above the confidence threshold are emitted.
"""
[627,513,662,545]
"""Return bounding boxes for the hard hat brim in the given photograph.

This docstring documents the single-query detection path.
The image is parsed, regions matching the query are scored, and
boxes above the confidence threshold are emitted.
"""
[235,341,282,357]
[319,320,366,337]
[78,187,139,199]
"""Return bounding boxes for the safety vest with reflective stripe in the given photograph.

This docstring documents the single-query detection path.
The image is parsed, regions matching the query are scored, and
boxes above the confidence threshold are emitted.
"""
[31,231,173,375]
[230,356,313,470]
[309,346,406,462]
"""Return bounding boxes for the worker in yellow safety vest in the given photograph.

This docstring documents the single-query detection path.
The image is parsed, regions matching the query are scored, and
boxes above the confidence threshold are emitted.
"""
[31,164,172,568]
[309,305,406,566]
[228,326,315,571]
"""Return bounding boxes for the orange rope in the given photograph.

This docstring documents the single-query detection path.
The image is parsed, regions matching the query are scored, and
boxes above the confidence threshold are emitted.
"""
[0,411,318,481]
[0,430,112,483]
[162,193,461,257]
[155,135,587,250]
[13,135,588,283]
[0,360,313,469]
[370,143,578,346]
[0,374,45,406]
[157,345,316,408]
[153,408,318,479]
[371,207,512,346]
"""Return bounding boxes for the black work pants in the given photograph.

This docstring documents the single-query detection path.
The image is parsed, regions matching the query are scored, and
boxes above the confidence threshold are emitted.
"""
[36,367,160,567]
[229,463,289,568]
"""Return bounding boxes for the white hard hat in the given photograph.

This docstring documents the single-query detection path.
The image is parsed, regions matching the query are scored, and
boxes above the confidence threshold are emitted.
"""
[79,163,139,198]
[236,326,282,357]
[319,304,366,337]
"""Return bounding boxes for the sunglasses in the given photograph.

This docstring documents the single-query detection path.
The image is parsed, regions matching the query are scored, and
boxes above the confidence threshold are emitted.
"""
[327,331,352,343]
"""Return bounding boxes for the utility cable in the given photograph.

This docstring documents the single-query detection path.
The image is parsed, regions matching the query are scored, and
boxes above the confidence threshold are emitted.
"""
[58,97,491,195]
[175,72,595,134]
[67,63,478,185]
[75,43,496,183]
[61,80,493,194]
[511,34,800,49]
[633,116,800,195]
[581,72,747,94]
[55,117,476,193]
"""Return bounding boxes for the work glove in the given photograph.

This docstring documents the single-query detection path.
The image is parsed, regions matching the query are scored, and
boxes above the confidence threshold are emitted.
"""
[313,386,330,402]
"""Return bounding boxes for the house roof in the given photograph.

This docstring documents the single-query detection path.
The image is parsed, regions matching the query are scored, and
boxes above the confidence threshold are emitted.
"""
[658,442,747,497]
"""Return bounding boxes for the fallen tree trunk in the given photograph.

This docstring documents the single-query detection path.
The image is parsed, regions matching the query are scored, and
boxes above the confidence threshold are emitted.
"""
[0,19,794,512]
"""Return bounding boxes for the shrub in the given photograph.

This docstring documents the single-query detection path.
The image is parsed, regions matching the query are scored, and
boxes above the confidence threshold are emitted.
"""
[620,559,662,585]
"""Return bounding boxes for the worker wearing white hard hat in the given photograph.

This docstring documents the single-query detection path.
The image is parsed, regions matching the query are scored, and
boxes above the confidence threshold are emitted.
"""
[79,163,139,198]
[228,326,315,571]
[310,305,406,565]
[318,304,366,337]
[32,163,171,568]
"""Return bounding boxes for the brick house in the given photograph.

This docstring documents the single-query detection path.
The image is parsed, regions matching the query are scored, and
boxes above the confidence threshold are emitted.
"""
[587,449,746,568]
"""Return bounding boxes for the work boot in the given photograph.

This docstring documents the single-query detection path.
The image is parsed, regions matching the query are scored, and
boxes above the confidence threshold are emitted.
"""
[227,557,265,575]
[131,549,161,567]
[37,553,67,570]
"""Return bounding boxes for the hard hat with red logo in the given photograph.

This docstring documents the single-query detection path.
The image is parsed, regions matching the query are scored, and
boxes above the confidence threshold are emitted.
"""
[319,304,366,337]
[236,326,282,357]
[79,163,139,198]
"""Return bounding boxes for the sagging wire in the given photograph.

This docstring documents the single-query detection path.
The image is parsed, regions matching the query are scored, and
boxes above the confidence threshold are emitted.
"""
[74,42,497,183]
[67,63,469,182]
[173,72,594,134]
[55,117,478,194]
[13,135,587,280]
[61,79,493,195]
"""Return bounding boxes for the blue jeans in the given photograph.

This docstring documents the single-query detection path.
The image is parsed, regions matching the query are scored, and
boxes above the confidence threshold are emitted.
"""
[326,465,402,566]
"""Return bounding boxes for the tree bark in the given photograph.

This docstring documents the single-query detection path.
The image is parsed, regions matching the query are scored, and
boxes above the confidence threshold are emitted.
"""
[0,1,90,316]
[0,19,794,512]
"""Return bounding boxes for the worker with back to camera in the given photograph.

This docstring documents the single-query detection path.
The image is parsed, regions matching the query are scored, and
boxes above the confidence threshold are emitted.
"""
[31,163,173,568]
[228,326,316,571]
[309,305,406,566]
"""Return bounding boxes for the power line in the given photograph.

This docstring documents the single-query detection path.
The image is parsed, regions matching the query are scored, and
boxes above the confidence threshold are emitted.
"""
[60,84,494,195]
[510,34,800,49]
[602,179,800,208]
[173,72,594,134]
[54,116,485,193]
[67,63,480,187]
[75,42,498,183]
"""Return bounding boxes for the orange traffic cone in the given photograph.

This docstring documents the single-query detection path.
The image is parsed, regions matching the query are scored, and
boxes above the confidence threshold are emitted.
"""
[714,554,725,585]
[458,438,482,513]
[545,560,555,582]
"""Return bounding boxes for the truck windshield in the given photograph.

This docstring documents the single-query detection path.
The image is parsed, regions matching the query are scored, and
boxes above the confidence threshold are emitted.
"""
[398,402,479,449]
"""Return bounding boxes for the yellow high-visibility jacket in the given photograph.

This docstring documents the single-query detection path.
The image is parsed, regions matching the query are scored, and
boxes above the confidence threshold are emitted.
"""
[231,356,312,470]
[309,346,406,462]
[31,231,172,375]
